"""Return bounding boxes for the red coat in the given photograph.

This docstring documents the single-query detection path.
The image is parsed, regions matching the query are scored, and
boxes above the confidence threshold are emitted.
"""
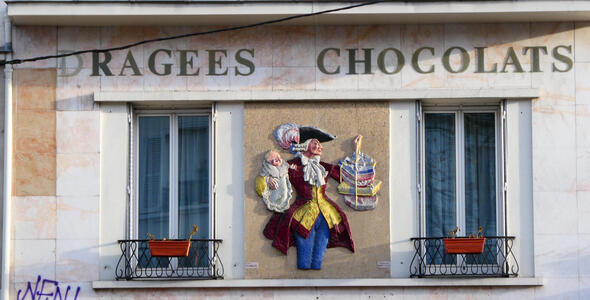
[263,156,355,255]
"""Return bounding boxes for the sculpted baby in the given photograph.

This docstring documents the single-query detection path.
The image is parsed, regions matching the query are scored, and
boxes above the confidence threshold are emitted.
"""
[255,150,293,213]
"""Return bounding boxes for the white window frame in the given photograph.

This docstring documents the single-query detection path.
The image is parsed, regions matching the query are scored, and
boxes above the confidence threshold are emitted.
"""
[131,109,214,241]
[418,104,506,239]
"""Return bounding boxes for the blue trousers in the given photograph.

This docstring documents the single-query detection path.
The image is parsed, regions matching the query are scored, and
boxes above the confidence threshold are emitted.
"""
[294,214,330,270]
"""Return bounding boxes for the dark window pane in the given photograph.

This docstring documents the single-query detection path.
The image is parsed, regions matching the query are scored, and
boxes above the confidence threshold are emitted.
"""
[178,116,210,267]
[425,113,457,264]
[138,116,170,267]
[464,113,497,264]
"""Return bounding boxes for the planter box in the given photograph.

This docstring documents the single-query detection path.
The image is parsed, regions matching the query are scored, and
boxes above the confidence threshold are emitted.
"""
[148,240,191,257]
[442,237,486,254]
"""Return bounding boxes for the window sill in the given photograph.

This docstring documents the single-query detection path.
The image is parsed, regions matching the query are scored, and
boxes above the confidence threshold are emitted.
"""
[92,277,543,289]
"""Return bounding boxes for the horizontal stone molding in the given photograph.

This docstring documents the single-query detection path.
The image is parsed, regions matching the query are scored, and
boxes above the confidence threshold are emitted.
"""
[93,277,544,289]
[8,1,590,26]
[94,88,539,103]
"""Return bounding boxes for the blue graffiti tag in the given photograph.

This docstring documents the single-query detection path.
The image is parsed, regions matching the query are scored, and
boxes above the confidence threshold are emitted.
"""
[16,275,81,300]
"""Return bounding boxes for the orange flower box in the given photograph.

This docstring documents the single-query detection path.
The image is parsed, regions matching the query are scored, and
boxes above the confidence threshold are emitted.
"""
[148,240,191,257]
[442,237,486,254]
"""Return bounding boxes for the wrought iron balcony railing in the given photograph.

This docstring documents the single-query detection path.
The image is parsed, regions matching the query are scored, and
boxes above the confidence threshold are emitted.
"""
[409,236,518,278]
[115,239,224,280]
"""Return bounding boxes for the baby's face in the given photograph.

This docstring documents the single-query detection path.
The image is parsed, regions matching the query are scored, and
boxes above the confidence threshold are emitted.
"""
[267,152,282,167]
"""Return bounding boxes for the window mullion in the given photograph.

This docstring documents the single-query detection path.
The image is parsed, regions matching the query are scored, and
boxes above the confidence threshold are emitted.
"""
[500,103,507,236]
[170,113,178,239]
[457,111,466,234]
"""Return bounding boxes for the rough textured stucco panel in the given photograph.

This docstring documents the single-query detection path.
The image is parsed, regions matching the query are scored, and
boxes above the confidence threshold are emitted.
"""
[12,69,57,196]
[244,102,390,279]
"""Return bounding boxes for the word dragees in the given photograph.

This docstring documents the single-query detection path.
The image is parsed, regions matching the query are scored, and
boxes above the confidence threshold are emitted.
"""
[317,45,573,75]
[91,49,256,77]
[59,48,256,77]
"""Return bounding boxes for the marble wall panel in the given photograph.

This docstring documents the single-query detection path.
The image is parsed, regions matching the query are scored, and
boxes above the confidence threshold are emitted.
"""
[531,104,576,149]
[42,282,100,300]
[272,26,315,67]
[57,27,100,70]
[402,287,447,300]
[580,277,590,300]
[532,146,577,193]
[576,22,590,63]
[13,26,57,69]
[186,25,231,51]
[56,153,99,197]
[529,22,574,65]
[316,25,357,71]
[484,287,535,300]
[13,69,57,111]
[401,25,446,89]
[357,25,401,53]
[316,69,358,90]
[15,110,56,154]
[186,73,230,91]
[56,239,99,282]
[535,234,579,278]
[229,26,273,68]
[56,68,100,111]
[580,192,590,234]
[57,196,99,240]
[578,148,590,191]
[482,23,531,66]
[577,105,590,149]
[358,72,401,90]
[580,235,590,277]
[531,63,575,106]
[100,69,145,91]
[485,65,531,89]
[56,111,100,154]
[483,24,534,89]
[230,67,273,91]
[13,69,56,197]
[100,27,146,71]
[316,288,362,300]
[533,277,580,299]
[443,24,490,89]
[533,191,578,235]
[184,28,233,82]
[272,67,315,90]
[12,196,56,240]
[575,63,590,105]
[14,152,56,197]
[446,288,494,300]
[356,25,403,87]
[143,26,189,64]
[14,239,56,283]
[143,66,188,91]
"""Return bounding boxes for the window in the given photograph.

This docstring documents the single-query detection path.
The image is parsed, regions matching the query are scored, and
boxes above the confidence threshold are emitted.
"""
[134,112,212,243]
[419,104,505,265]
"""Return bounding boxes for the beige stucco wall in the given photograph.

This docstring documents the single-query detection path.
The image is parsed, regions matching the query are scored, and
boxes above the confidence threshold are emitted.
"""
[243,102,390,279]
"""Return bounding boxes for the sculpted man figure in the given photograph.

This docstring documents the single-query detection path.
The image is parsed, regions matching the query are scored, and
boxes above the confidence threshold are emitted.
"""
[262,124,359,270]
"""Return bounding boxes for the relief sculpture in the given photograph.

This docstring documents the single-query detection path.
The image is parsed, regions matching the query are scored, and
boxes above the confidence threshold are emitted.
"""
[255,123,380,270]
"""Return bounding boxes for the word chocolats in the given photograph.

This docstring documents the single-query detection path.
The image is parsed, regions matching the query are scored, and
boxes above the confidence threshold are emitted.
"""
[317,45,573,75]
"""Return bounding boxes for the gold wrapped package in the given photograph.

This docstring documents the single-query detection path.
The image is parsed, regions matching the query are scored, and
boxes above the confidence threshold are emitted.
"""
[337,180,382,196]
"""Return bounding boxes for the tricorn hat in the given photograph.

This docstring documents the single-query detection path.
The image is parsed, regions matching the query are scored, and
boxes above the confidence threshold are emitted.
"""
[275,123,335,153]
[299,126,335,143]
